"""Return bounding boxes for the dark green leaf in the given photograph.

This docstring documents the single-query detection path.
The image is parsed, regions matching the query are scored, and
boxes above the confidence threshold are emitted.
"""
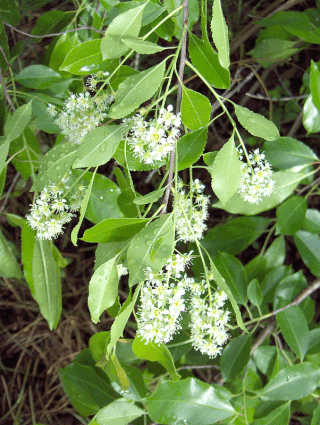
[251,401,290,425]
[21,224,36,294]
[220,334,251,381]
[15,65,61,89]
[177,127,208,170]
[247,279,263,306]
[276,196,307,235]
[264,236,286,269]
[294,231,320,277]
[0,0,20,26]
[312,404,320,425]
[307,328,320,355]
[31,10,73,40]
[95,241,128,269]
[83,218,149,243]
[0,228,22,279]
[133,187,166,205]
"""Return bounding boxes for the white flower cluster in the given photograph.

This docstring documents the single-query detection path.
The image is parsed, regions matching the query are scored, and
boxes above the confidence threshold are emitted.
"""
[238,148,275,204]
[137,252,194,345]
[174,179,209,243]
[26,179,85,240]
[189,288,230,358]
[117,264,128,278]
[124,105,181,165]
[47,91,113,144]
[86,71,110,90]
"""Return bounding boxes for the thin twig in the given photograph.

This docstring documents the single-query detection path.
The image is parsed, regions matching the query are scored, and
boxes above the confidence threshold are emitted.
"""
[0,172,20,214]
[161,0,189,214]
[297,176,320,196]
[3,22,104,38]
[0,67,15,112]
[246,93,308,102]
[0,45,11,68]
[178,364,220,371]
[250,321,275,355]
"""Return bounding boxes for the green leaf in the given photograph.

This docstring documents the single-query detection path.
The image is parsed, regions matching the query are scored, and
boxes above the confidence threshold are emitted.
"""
[104,353,130,391]
[263,137,318,170]
[59,40,101,74]
[133,187,167,205]
[210,133,241,206]
[83,218,149,243]
[264,236,286,269]
[251,401,291,425]
[0,0,20,26]
[294,231,320,277]
[49,33,79,75]
[249,39,301,68]
[71,168,97,246]
[4,102,32,143]
[88,399,145,425]
[95,241,128,269]
[21,224,37,295]
[59,354,119,416]
[234,104,280,140]
[261,362,320,400]
[88,255,120,324]
[277,306,309,361]
[0,165,6,198]
[202,216,271,258]
[181,86,212,130]
[31,10,73,40]
[146,377,235,424]
[73,125,123,168]
[32,240,61,330]
[210,0,230,69]
[132,336,180,381]
[303,95,320,135]
[127,214,174,286]
[220,334,251,381]
[0,228,23,279]
[304,209,320,234]
[247,279,263,306]
[188,32,230,89]
[215,170,307,215]
[0,141,9,174]
[310,60,320,111]
[177,127,208,170]
[33,142,78,192]
[308,328,320,354]
[312,404,320,425]
[121,37,165,54]
[101,3,147,59]
[276,196,307,236]
[117,189,139,218]
[213,252,247,304]
[15,65,61,89]
[109,60,166,119]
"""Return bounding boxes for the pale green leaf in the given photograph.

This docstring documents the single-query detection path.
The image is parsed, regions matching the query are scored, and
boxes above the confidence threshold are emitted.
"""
[0,228,23,279]
[4,102,32,143]
[251,402,290,425]
[121,37,165,54]
[276,196,307,235]
[234,104,280,140]
[60,40,103,75]
[294,230,320,277]
[310,60,320,111]
[247,279,263,307]
[83,218,149,243]
[0,141,10,174]
[220,334,251,381]
[181,86,212,130]
[21,224,37,295]
[89,399,145,425]
[303,95,320,134]
[210,0,230,69]
[133,187,166,205]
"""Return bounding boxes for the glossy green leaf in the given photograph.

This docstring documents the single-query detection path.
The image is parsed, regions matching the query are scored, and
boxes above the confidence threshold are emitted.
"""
[215,170,307,215]
[33,142,78,192]
[132,336,180,381]
[210,0,230,69]
[310,60,320,111]
[181,86,211,130]
[0,0,20,26]
[49,33,79,75]
[95,241,128,269]
[303,95,320,135]
[60,40,103,75]
[31,10,73,40]
[263,137,318,170]
[154,10,174,41]
[73,125,122,168]
[0,228,22,279]
[121,37,165,54]
[251,401,290,425]
[213,252,247,304]
[247,279,263,307]
[109,60,166,119]
[32,240,61,330]
[127,214,174,286]
[304,209,320,233]
[234,104,280,140]
[15,65,61,89]
[264,236,286,269]
[59,355,118,416]
[312,404,320,425]
[83,218,149,243]
[133,187,166,205]
[88,399,145,425]
[146,377,235,424]
[177,127,208,170]
[117,189,139,218]
[88,255,120,324]
[276,196,307,235]
[220,334,251,381]
[294,231,320,277]
[277,306,309,361]
[4,102,32,143]
[261,362,320,400]
[210,134,241,206]
[71,168,97,245]
[188,32,230,89]
[101,3,146,59]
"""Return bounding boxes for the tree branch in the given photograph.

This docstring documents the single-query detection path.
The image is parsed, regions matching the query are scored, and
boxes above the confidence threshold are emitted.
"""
[0,67,15,112]
[3,22,104,38]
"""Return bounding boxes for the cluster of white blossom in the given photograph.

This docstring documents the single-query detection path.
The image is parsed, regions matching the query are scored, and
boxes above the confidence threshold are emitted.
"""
[189,287,230,358]
[117,264,128,278]
[47,91,113,144]
[174,179,210,243]
[238,148,275,204]
[86,71,110,91]
[137,252,194,345]
[123,105,181,165]
[26,178,85,240]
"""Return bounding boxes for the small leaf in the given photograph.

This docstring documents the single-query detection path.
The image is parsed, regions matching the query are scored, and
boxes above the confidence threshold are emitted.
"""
[60,40,103,75]
[88,255,120,324]
[133,187,167,205]
[247,279,263,307]
[210,0,230,69]
[210,133,241,206]
[133,336,180,381]
[121,37,165,54]
[220,334,251,381]
[294,230,320,277]
[83,218,149,243]
[73,125,123,168]
[276,196,307,235]
[177,127,208,170]
[109,60,166,119]
[234,104,280,140]
[181,86,212,130]
[277,306,309,361]
[4,102,32,143]
[88,399,145,425]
